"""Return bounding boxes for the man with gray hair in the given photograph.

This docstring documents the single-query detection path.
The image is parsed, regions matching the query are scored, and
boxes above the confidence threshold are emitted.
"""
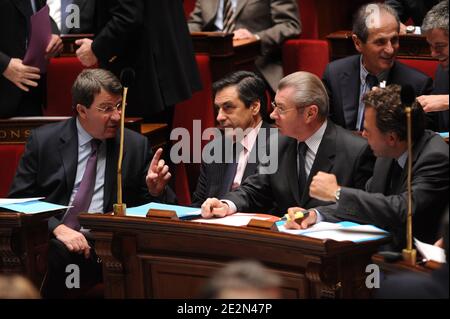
[417,0,449,132]
[9,68,176,298]
[323,2,433,131]
[201,71,375,218]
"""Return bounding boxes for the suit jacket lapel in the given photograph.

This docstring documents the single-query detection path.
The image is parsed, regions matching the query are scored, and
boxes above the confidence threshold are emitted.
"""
[370,158,393,194]
[341,57,361,129]
[203,0,221,27]
[103,133,125,212]
[242,122,271,180]
[58,118,78,201]
[286,140,301,205]
[234,0,249,20]
[301,123,335,205]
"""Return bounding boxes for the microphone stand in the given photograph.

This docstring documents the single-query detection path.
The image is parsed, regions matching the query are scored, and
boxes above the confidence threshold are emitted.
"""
[402,106,416,265]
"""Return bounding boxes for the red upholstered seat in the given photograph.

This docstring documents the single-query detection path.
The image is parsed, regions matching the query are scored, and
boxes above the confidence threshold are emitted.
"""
[398,58,439,80]
[282,0,329,77]
[45,57,89,116]
[183,0,196,19]
[0,144,25,197]
[172,54,214,205]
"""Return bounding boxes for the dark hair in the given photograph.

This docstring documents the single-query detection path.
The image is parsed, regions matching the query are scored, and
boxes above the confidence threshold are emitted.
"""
[363,85,425,142]
[352,3,400,43]
[212,71,268,119]
[71,68,122,110]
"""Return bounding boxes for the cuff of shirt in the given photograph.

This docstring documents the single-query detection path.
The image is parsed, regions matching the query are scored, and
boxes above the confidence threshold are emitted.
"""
[221,200,237,215]
[312,209,324,223]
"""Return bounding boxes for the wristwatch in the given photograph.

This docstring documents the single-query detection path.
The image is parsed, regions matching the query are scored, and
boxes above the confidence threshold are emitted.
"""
[406,25,415,34]
[334,187,341,202]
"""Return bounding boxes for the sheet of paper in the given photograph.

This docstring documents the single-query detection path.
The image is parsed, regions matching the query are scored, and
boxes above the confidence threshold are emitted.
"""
[23,5,52,73]
[414,238,446,263]
[126,202,201,218]
[304,228,387,242]
[0,200,70,214]
[0,197,44,205]
[276,221,343,235]
[192,213,271,227]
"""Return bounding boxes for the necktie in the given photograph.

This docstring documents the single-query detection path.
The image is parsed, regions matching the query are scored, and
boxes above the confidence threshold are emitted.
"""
[222,0,235,33]
[60,0,73,34]
[358,74,380,131]
[223,142,240,193]
[388,160,403,195]
[297,142,308,199]
[63,139,101,230]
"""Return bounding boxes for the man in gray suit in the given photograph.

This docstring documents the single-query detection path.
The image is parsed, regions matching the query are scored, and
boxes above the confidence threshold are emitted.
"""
[187,0,301,93]
[200,72,375,218]
[288,85,449,251]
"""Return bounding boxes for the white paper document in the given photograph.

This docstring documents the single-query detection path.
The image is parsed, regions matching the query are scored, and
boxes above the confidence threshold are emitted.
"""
[192,213,271,227]
[414,238,446,263]
[0,197,44,205]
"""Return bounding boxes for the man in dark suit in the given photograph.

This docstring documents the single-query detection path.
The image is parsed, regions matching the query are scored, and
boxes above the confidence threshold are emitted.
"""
[191,71,275,207]
[0,0,63,118]
[187,0,301,93]
[418,0,449,132]
[75,0,201,122]
[322,3,433,131]
[293,85,449,251]
[385,0,441,33]
[47,0,96,34]
[9,69,176,298]
[200,71,375,218]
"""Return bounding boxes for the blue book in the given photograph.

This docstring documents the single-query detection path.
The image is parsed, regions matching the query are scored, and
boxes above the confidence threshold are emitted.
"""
[126,202,201,220]
[0,200,69,214]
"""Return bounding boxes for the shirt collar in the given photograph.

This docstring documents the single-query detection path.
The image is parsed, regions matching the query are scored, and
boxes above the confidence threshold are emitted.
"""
[397,151,408,169]
[303,120,328,154]
[359,55,390,86]
[76,117,95,147]
[240,120,263,152]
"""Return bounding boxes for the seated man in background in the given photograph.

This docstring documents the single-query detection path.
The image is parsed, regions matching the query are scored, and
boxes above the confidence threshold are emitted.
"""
[9,69,176,298]
[322,3,433,131]
[418,0,449,132]
[385,0,441,34]
[201,71,375,218]
[286,85,449,252]
[191,71,275,207]
[200,260,282,299]
[187,0,301,93]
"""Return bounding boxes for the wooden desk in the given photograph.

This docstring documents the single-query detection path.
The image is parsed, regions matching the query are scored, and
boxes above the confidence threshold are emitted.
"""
[372,254,440,275]
[0,211,59,288]
[79,214,389,299]
[191,32,261,81]
[327,31,434,61]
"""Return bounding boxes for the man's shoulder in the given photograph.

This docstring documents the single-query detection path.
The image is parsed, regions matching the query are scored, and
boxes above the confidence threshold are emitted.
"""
[392,60,431,82]
[332,122,368,148]
[32,118,75,139]
[326,55,360,74]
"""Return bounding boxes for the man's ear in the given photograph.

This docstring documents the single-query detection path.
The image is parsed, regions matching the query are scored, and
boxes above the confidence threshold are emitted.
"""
[352,34,363,53]
[304,105,319,124]
[76,104,87,119]
[251,100,261,116]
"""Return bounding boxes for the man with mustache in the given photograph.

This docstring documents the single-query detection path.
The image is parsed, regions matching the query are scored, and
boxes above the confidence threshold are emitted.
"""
[9,69,176,298]
[323,3,433,131]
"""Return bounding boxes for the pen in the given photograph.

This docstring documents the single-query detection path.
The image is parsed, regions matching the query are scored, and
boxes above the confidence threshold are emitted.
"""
[280,210,309,221]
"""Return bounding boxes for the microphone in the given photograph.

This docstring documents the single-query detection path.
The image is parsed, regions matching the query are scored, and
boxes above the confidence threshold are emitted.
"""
[401,84,417,265]
[113,68,135,216]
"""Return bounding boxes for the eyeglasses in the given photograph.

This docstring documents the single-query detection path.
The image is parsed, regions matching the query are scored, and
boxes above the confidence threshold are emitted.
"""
[95,101,124,114]
[271,101,306,115]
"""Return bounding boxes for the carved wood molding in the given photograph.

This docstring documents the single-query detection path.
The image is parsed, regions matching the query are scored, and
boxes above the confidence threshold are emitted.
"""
[0,228,23,273]
[306,261,342,299]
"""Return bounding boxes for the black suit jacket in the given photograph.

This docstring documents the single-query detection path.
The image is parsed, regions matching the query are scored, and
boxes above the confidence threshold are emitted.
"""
[318,130,449,250]
[61,0,95,34]
[385,0,440,25]
[91,0,202,118]
[8,117,176,232]
[223,121,375,216]
[322,55,433,130]
[191,122,275,207]
[432,65,449,132]
[0,0,59,118]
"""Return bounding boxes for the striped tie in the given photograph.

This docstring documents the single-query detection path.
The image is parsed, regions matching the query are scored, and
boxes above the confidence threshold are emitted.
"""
[222,0,235,33]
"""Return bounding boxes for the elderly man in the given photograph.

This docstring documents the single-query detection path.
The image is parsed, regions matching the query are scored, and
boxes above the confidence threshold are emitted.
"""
[323,3,433,131]
[417,0,449,132]
[9,69,175,298]
[287,85,449,251]
[200,71,375,218]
